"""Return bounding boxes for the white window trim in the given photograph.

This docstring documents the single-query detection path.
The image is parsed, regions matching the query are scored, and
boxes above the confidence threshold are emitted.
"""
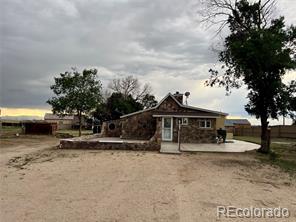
[199,119,212,129]
[181,117,188,125]
[162,117,173,141]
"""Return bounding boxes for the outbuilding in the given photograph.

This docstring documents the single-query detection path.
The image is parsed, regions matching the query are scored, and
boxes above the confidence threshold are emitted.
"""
[22,121,57,135]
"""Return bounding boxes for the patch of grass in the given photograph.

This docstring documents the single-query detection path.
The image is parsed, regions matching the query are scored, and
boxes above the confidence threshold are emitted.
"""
[234,136,296,175]
[0,126,22,138]
[1,126,92,138]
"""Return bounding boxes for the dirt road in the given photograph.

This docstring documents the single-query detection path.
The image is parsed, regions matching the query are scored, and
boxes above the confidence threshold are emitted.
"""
[1,135,295,221]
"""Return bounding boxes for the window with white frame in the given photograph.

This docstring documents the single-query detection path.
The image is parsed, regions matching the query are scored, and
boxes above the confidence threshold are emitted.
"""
[181,117,188,125]
[199,119,211,128]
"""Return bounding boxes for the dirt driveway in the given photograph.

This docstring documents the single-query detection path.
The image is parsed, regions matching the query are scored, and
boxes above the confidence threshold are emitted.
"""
[1,135,295,222]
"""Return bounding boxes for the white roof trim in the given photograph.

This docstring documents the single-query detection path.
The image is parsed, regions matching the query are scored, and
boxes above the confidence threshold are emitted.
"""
[120,107,156,118]
[153,115,220,118]
[120,93,228,118]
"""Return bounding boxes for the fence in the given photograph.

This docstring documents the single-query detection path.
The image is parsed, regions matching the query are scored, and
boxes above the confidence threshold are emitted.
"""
[234,125,296,139]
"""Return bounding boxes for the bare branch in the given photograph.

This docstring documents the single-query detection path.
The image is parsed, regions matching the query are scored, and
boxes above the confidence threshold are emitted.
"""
[108,75,152,102]
[197,0,276,36]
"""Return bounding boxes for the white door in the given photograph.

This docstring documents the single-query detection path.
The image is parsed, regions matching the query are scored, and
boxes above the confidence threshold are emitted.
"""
[162,117,173,141]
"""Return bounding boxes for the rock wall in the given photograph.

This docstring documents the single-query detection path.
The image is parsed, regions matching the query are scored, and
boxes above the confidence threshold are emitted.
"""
[150,118,162,142]
[180,118,217,143]
[121,110,156,140]
[101,119,122,137]
[60,138,160,151]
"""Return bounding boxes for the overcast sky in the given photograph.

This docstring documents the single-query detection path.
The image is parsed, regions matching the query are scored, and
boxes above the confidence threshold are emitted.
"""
[1,0,296,124]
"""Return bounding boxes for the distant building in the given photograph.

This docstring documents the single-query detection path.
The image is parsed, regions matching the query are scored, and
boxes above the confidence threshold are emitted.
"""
[44,113,86,130]
[225,119,251,134]
[22,120,57,135]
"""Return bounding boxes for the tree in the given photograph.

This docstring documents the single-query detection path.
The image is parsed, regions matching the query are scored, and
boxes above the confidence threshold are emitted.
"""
[106,92,143,119]
[141,94,158,109]
[201,0,296,153]
[94,92,144,121]
[47,68,102,136]
[108,75,152,102]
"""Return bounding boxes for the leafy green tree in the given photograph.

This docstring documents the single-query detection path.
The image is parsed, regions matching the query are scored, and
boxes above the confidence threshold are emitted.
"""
[47,68,102,136]
[201,0,296,153]
[141,94,158,109]
[106,92,143,119]
[94,93,157,121]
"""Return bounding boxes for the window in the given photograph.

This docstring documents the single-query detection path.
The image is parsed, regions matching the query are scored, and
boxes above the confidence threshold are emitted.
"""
[181,117,188,125]
[199,119,211,128]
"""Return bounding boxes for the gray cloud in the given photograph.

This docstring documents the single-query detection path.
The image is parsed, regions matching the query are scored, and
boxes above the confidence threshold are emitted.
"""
[1,0,295,123]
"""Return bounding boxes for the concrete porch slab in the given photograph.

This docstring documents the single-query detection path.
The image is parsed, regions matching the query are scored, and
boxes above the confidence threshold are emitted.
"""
[87,137,148,143]
[160,142,181,154]
[180,139,260,153]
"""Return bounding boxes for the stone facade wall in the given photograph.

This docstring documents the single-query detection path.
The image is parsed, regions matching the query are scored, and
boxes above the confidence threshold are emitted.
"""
[172,118,179,142]
[157,96,184,112]
[60,138,160,151]
[153,117,217,143]
[180,118,217,143]
[121,110,156,140]
[101,119,122,137]
[151,118,162,142]
[157,96,217,116]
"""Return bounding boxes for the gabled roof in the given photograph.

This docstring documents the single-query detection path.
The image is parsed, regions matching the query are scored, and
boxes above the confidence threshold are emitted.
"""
[120,93,228,118]
[44,113,75,120]
[225,119,251,126]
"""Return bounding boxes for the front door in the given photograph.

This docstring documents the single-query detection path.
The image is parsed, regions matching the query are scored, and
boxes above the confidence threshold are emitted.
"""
[162,117,173,141]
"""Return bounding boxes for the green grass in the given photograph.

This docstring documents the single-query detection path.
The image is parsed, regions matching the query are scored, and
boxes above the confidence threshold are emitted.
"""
[0,126,22,137]
[0,126,22,132]
[0,126,92,138]
[234,136,296,175]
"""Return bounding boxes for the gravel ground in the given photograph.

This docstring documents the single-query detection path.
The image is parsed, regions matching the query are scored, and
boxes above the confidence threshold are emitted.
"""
[1,135,295,222]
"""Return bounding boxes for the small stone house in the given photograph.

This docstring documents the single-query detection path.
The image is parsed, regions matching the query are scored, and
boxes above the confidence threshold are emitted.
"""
[101,92,228,143]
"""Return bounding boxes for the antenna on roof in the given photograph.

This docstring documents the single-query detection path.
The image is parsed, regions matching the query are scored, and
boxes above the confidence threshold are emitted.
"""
[184,92,190,105]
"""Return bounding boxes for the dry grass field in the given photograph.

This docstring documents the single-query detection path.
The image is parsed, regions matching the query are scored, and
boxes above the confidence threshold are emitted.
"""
[1,131,295,221]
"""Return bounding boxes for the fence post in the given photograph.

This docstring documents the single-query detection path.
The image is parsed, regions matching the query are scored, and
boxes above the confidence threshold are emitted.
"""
[278,125,281,138]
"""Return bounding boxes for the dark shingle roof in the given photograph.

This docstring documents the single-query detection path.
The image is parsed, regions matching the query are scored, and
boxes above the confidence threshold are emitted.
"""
[225,119,251,126]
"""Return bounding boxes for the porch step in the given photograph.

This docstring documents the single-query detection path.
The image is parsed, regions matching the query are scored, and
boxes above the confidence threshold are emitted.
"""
[160,142,181,154]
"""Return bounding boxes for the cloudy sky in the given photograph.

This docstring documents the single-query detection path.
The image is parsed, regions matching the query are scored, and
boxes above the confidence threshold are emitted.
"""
[1,0,296,124]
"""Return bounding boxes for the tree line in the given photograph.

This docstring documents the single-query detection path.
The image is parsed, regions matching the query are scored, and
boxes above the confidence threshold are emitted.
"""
[47,68,157,136]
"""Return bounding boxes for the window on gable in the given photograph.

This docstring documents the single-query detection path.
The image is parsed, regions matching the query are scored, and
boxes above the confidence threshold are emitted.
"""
[199,119,211,128]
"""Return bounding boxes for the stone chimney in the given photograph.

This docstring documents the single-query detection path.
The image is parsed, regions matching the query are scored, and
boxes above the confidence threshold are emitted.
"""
[173,91,183,104]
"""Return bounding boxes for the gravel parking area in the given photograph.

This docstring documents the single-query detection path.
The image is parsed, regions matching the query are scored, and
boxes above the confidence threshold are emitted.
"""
[1,135,295,222]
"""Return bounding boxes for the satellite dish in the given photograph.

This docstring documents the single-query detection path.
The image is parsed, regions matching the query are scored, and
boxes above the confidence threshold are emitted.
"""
[184,92,190,105]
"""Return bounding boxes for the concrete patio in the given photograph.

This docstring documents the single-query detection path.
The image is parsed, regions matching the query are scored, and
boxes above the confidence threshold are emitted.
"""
[160,140,260,154]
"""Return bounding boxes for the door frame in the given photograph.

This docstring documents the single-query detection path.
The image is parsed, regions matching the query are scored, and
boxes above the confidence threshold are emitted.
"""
[162,117,173,141]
